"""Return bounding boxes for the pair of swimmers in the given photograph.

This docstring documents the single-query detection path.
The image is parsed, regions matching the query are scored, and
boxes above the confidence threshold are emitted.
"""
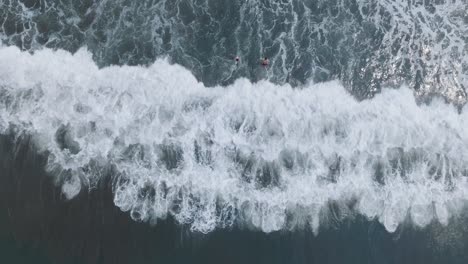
[234,56,269,67]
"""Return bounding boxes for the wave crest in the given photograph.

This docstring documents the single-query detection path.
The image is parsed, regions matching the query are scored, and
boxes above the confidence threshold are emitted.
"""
[1,46,468,233]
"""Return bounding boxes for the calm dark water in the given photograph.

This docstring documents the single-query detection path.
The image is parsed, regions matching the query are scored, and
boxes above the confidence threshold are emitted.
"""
[1,133,468,264]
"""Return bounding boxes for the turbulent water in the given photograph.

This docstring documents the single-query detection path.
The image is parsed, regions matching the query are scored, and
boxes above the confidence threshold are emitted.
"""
[1,45,468,234]
[1,1,468,263]
[1,0,467,99]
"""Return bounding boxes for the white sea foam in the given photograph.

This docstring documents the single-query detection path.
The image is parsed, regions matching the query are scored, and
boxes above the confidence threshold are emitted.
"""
[1,45,468,233]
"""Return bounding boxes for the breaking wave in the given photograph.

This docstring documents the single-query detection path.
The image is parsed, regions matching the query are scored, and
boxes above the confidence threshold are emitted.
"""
[1,0,467,100]
[1,45,468,234]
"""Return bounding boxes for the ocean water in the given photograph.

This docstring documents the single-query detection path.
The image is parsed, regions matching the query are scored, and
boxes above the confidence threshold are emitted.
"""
[1,1,468,263]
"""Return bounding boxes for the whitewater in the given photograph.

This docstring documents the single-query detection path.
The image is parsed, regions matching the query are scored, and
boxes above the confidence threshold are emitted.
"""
[1,45,468,234]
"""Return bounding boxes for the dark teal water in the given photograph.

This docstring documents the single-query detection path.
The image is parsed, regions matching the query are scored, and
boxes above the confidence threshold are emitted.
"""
[1,0,467,100]
[1,133,468,264]
[2,1,468,263]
